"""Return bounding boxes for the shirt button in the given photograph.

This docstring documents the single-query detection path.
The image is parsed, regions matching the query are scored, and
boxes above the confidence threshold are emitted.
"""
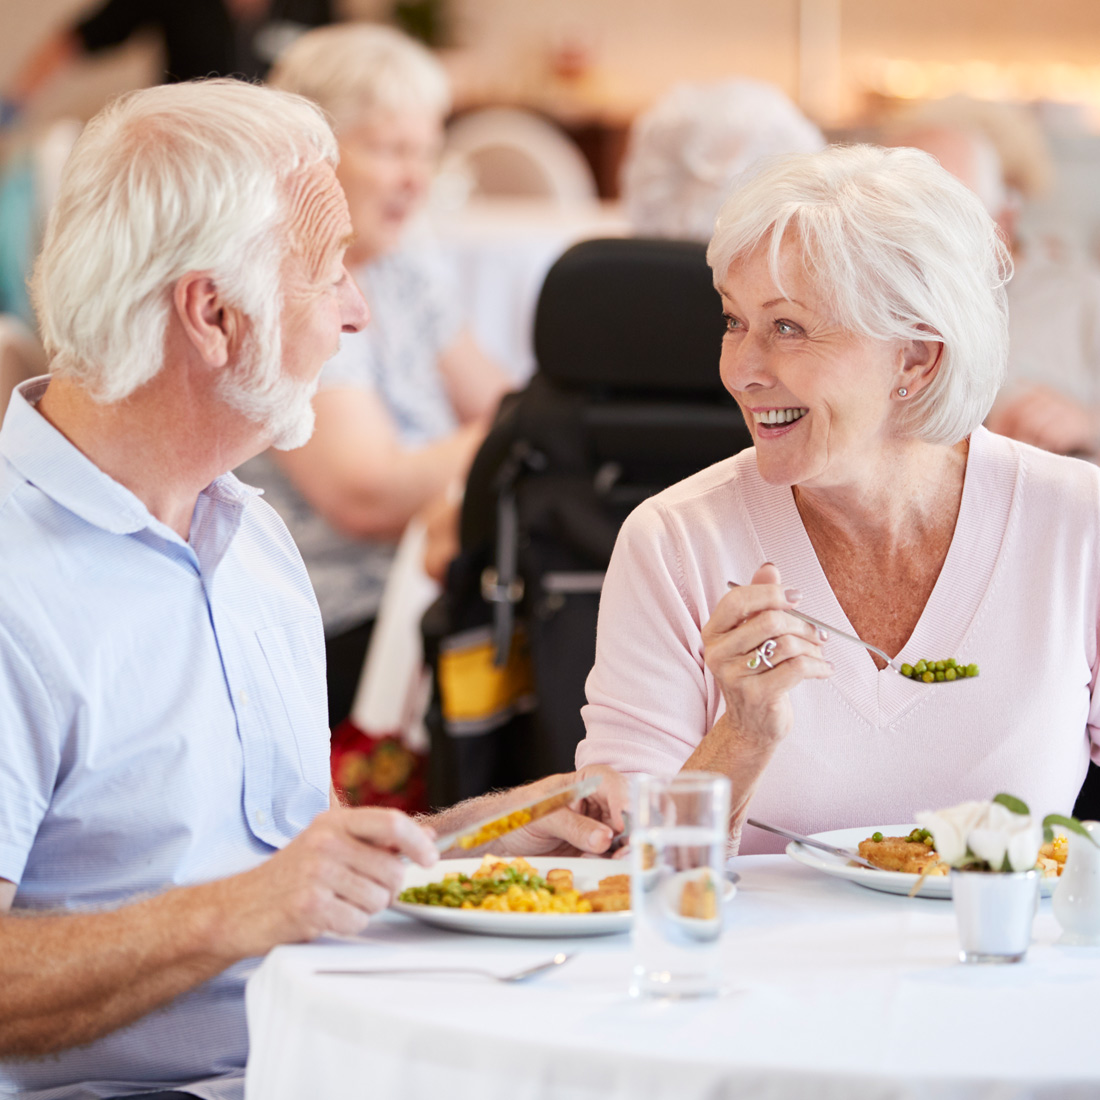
[255,808,267,826]
[239,690,250,706]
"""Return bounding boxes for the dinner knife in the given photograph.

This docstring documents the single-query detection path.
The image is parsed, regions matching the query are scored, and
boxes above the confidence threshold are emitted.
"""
[433,774,604,853]
[746,817,879,870]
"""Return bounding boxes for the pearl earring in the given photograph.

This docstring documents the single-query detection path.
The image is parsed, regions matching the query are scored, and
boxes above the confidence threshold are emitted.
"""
[897,387,908,397]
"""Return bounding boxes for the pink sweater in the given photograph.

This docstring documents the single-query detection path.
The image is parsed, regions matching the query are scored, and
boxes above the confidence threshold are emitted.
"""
[577,428,1100,854]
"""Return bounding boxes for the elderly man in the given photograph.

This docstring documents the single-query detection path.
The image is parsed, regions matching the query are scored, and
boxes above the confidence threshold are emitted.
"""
[0,80,620,1100]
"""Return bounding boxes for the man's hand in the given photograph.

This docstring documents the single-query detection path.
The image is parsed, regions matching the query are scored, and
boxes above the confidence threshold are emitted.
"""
[460,765,629,859]
[209,807,438,958]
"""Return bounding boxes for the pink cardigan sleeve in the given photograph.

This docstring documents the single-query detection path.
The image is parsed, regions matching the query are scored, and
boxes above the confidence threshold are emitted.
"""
[577,497,715,776]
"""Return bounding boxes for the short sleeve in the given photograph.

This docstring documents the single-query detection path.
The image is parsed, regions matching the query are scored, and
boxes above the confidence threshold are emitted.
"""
[577,499,712,776]
[417,247,464,354]
[75,0,159,53]
[0,619,61,885]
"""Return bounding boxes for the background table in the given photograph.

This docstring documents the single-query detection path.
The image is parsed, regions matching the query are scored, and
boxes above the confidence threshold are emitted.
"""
[245,856,1100,1100]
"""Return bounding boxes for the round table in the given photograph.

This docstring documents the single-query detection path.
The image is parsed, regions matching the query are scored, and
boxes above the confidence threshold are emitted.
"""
[244,856,1100,1100]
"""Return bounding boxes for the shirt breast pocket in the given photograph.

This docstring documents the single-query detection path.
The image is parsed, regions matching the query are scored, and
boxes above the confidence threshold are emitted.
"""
[256,619,330,797]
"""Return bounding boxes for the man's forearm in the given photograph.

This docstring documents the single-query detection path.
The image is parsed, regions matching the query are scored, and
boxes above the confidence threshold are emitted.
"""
[0,880,235,1057]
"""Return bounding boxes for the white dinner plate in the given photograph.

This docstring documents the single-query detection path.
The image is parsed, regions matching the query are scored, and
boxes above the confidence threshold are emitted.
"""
[393,857,632,937]
[785,825,1057,901]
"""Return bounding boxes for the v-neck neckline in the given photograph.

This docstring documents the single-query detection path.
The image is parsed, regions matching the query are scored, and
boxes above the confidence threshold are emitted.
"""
[741,427,1017,727]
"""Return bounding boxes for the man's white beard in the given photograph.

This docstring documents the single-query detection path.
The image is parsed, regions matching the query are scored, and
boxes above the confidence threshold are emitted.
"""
[217,317,318,451]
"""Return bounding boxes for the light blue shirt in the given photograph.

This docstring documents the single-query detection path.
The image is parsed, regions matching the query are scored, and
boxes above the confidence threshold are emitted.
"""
[0,378,330,1100]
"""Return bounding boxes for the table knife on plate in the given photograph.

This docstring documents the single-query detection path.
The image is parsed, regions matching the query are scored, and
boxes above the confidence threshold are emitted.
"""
[433,774,604,853]
[746,817,878,870]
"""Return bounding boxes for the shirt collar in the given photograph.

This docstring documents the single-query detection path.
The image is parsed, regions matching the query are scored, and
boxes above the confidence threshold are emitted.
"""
[0,376,261,540]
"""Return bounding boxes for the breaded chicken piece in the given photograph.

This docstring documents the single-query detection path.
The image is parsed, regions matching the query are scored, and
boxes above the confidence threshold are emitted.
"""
[858,836,948,874]
[546,868,574,893]
[598,873,630,892]
[581,887,631,911]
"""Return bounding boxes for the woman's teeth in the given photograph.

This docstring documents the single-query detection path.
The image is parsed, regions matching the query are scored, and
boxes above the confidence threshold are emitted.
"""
[753,408,808,425]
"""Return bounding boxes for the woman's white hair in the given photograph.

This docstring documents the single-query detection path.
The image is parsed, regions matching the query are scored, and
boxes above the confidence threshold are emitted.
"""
[707,144,1012,445]
[31,78,337,404]
[268,23,451,132]
[622,79,825,242]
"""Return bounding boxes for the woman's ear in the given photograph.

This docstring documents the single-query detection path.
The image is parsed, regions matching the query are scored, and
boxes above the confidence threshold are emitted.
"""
[897,337,944,397]
[172,272,240,369]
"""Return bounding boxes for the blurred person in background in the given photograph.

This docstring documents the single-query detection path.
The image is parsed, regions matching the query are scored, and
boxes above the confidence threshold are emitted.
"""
[620,78,825,242]
[238,24,512,731]
[885,99,1100,458]
[0,0,333,127]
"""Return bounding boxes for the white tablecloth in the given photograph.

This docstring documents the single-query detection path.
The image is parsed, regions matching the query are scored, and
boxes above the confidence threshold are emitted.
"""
[244,856,1100,1100]
[427,198,628,384]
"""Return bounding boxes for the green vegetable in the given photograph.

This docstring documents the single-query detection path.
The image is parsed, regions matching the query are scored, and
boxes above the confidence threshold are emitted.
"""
[872,831,884,842]
[899,657,978,683]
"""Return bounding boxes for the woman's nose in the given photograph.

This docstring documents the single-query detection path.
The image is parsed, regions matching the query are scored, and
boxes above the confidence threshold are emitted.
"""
[720,332,773,390]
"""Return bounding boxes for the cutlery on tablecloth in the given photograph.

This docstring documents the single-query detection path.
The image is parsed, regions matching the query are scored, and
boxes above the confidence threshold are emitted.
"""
[432,775,603,852]
[725,581,932,682]
[315,952,576,983]
[746,818,879,870]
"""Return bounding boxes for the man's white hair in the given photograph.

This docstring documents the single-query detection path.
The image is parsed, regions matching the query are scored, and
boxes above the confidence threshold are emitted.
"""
[707,144,1011,446]
[622,79,825,242]
[268,23,451,132]
[32,79,337,404]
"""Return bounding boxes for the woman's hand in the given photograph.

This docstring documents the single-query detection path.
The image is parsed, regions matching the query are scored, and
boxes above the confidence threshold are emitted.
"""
[702,563,832,751]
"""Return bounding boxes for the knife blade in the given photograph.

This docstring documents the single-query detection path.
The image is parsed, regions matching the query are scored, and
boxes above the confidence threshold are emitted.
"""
[746,817,878,870]
[433,774,604,853]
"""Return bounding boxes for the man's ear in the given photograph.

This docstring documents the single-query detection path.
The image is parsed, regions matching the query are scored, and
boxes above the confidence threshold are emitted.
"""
[172,272,240,369]
[898,336,943,397]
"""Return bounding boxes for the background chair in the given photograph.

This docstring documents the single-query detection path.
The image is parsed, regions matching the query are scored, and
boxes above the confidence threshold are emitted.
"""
[423,236,753,807]
[440,107,599,206]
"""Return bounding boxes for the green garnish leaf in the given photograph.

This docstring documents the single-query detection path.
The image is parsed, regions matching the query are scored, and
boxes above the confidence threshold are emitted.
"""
[992,792,1030,816]
[1042,813,1100,847]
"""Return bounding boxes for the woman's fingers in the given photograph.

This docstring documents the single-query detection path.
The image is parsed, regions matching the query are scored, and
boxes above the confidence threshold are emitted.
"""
[707,628,827,683]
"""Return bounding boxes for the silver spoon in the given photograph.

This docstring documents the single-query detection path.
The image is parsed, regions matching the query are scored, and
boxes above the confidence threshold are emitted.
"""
[726,581,937,682]
[315,951,576,983]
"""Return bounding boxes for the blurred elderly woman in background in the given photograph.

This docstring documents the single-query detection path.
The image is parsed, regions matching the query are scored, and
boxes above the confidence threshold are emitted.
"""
[620,78,824,241]
[577,144,1100,850]
[239,24,511,727]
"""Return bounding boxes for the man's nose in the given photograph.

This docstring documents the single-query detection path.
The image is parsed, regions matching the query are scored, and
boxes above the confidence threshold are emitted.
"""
[341,273,369,333]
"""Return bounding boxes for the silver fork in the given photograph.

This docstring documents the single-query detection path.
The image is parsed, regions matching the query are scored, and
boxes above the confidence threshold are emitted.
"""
[315,952,575,983]
[726,581,928,682]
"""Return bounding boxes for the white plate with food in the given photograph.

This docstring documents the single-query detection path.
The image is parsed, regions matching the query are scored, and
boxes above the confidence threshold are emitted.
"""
[785,825,1060,900]
[393,856,633,937]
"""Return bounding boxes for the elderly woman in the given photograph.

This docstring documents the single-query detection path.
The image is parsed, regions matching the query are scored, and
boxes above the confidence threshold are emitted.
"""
[239,24,511,727]
[576,144,1100,851]
[621,78,824,242]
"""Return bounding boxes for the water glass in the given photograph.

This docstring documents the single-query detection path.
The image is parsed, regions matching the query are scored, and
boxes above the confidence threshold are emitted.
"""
[629,771,731,998]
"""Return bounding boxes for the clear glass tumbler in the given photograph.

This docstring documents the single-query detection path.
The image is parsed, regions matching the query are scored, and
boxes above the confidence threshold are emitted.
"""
[629,771,731,998]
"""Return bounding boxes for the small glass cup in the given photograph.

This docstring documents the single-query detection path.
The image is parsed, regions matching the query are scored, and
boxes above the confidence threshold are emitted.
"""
[629,771,731,998]
[951,869,1039,963]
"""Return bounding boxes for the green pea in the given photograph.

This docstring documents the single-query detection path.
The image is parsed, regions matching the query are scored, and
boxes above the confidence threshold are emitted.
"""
[966,663,979,677]
[913,660,927,674]
[872,831,884,842]
[945,667,956,681]
[921,671,935,683]
[935,670,946,682]
[901,663,914,677]
[945,658,957,669]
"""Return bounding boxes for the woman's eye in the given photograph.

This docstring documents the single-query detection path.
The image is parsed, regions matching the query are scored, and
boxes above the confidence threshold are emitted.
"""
[775,320,799,335]
[723,314,742,333]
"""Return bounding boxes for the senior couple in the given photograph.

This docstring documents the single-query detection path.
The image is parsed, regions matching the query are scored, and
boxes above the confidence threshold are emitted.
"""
[2,79,1099,1100]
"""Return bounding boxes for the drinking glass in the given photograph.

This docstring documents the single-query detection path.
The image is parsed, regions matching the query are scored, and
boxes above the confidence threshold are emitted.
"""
[629,771,731,998]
